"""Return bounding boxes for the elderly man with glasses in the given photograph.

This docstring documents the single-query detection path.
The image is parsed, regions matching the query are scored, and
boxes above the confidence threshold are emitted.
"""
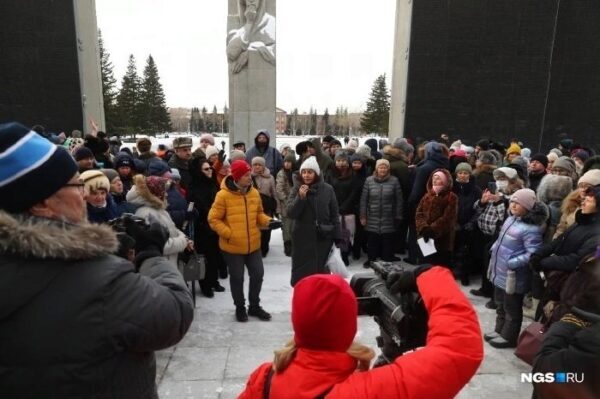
[0,122,194,398]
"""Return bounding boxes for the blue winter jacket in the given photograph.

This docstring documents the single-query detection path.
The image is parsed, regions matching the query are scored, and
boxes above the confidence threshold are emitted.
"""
[488,202,548,294]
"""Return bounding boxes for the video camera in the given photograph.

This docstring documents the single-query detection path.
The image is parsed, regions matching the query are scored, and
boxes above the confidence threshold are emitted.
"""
[107,213,148,233]
[350,261,429,366]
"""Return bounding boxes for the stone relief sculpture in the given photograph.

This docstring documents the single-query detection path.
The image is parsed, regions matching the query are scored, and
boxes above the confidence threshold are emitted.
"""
[226,0,276,74]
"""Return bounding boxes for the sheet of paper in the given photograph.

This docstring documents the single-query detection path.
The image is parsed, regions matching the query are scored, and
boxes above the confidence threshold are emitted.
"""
[417,238,437,257]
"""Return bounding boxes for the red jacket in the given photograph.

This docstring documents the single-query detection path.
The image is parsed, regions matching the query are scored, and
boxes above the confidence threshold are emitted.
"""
[238,267,483,399]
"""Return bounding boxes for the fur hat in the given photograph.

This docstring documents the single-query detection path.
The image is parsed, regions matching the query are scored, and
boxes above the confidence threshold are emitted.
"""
[170,168,181,182]
[355,144,373,160]
[204,145,219,159]
[334,150,350,163]
[292,274,357,352]
[375,159,390,169]
[251,156,266,166]
[229,149,246,162]
[279,143,291,152]
[547,152,559,163]
[101,169,119,183]
[578,169,600,187]
[284,153,296,164]
[74,146,94,161]
[536,175,573,204]
[392,137,414,154]
[80,170,110,194]
[510,188,537,211]
[136,137,152,153]
[199,133,215,146]
[230,160,251,181]
[172,136,193,149]
[494,167,518,181]
[346,139,359,150]
[552,157,576,175]
[455,162,473,174]
[350,154,364,164]
[0,122,78,213]
[299,156,320,176]
[478,151,497,165]
[84,134,109,155]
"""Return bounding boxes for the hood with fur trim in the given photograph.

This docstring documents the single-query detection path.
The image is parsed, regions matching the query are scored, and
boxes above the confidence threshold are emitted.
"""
[517,201,549,226]
[0,211,118,260]
[126,175,167,209]
[382,145,409,163]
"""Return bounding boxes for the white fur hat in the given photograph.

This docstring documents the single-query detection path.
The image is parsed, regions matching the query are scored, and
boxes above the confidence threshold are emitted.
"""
[300,156,321,176]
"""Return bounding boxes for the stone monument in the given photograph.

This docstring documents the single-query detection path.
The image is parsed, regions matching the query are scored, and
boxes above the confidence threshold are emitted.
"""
[227,0,276,149]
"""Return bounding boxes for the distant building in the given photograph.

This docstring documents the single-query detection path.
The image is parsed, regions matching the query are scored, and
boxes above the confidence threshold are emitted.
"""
[276,108,287,134]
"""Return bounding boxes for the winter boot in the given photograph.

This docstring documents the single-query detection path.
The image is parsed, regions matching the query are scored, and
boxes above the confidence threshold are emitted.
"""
[284,241,292,257]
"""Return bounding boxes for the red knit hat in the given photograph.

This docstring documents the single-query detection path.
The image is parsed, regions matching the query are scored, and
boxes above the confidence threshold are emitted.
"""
[230,159,251,181]
[292,274,357,352]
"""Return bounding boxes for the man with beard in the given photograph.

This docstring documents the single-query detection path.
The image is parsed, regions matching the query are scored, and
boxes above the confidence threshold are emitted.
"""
[227,0,276,74]
[0,122,193,398]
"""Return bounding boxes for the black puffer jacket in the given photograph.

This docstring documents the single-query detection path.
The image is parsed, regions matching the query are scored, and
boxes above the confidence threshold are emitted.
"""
[325,168,363,215]
[408,143,449,210]
[0,211,194,398]
[536,211,600,273]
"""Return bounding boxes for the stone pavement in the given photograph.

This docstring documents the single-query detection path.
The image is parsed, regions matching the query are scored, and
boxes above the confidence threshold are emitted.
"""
[157,231,533,398]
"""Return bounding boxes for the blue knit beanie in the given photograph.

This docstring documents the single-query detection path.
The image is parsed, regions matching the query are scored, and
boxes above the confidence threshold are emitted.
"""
[0,122,78,213]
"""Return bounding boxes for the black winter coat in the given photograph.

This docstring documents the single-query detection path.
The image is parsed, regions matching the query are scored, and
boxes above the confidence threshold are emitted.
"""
[453,178,482,229]
[287,177,340,286]
[325,168,362,215]
[166,184,189,230]
[536,211,600,273]
[187,158,221,245]
[168,154,192,190]
[0,212,194,398]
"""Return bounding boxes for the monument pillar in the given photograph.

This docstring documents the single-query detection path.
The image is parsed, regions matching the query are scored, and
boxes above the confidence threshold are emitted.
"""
[227,0,276,150]
[73,0,105,135]
[388,0,414,142]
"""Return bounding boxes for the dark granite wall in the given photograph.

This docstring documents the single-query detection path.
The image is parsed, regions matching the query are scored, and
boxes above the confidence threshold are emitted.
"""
[0,0,83,133]
[406,0,599,151]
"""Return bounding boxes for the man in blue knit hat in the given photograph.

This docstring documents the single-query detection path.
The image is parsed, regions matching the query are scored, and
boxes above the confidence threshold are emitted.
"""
[0,122,193,397]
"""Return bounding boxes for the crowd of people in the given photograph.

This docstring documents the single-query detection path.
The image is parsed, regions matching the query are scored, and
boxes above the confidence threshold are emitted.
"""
[1,121,598,398]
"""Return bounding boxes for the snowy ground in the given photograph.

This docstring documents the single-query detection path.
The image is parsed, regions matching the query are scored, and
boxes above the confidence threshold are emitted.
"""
[156,230,533,398]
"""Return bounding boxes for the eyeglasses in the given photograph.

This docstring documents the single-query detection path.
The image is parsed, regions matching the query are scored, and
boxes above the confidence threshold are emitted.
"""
[64,182,85,193]
[202,167,211,171]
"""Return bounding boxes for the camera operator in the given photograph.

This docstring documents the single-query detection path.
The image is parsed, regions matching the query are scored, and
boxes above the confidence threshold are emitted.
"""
[238,266,483,398]
[0,122,194,398]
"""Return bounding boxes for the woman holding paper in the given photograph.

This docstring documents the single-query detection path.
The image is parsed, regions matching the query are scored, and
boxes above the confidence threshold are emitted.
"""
[415,169,458,267]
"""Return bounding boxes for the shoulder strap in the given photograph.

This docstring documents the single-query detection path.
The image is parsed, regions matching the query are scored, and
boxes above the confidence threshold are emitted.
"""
[263,368,274,399]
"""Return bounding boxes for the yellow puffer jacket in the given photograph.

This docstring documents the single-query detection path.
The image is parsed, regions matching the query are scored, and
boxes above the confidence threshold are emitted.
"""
[208,176,272,255]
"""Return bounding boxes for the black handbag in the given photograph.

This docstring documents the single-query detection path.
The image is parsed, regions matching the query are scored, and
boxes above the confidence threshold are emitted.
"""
[315,221,335,237]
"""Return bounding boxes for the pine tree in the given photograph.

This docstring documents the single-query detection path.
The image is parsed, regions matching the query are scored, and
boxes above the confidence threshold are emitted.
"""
[360,74,390,135]
[98,30,118,133]
[139,55,171,135]
[323,108,330,134]
[210,105,219,132]
[116,54,142,136]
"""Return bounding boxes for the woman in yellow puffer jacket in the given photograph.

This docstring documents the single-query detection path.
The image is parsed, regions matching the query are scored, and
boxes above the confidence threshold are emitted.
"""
[208,160,274,322]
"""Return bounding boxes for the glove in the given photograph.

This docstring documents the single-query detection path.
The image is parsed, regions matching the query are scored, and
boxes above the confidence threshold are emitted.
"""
[125,219,169,268]
[421,227,435,241]
[529,254,543,272]
[218,149,226,163]
[268,219,282,230]
[386,265,433,295]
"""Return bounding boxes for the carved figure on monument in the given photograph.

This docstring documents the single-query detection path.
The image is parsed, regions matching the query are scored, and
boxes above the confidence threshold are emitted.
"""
[227,0,276,74]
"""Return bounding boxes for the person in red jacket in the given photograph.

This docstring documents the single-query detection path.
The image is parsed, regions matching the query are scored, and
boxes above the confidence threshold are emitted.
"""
[238,266,483,399]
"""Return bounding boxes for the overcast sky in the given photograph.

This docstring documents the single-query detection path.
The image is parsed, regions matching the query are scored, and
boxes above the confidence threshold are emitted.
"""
[96,0,396,113]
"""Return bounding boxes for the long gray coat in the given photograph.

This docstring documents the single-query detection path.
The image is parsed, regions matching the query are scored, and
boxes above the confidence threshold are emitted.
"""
[287,177,340,286]
[360,174,403,234]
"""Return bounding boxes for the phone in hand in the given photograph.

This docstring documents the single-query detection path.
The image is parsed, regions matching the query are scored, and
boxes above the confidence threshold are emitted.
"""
[487,181,497,194]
